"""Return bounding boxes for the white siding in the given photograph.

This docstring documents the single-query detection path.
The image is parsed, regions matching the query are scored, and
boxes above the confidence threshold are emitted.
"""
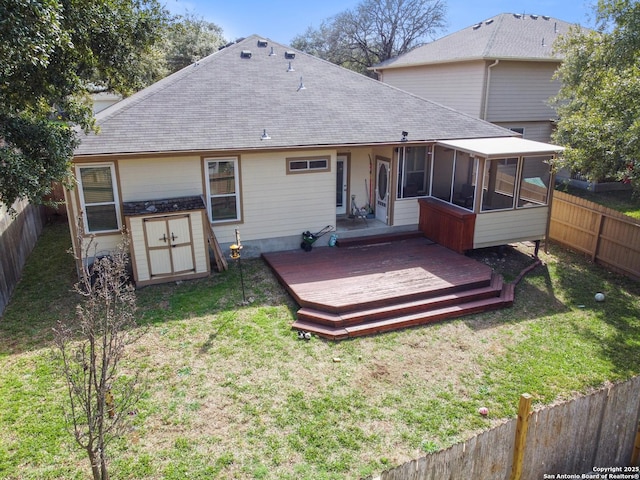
[473,207,549,248]
[486,61,561,122]
[119,156,203,201]
[380,62,486,117]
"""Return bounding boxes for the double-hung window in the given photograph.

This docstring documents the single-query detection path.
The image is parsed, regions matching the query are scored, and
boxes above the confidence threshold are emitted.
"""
[205,157,241,223]
[77,164,121,233]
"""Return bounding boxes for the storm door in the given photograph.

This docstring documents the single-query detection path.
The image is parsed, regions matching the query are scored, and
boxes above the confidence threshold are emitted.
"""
[375,158,390,224]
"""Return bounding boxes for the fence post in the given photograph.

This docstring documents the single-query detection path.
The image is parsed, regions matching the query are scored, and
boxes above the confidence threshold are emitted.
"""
[510,393,533,480]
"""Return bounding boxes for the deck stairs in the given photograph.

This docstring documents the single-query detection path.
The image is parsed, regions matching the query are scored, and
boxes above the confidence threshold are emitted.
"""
[290,233,514,340]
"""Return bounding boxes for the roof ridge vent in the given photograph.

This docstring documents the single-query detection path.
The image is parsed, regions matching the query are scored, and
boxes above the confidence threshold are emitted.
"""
[241,50,252,59]
[542,15,550,20]
[513,13,523,19]
[285,51,296,59]
[257,39,268,47]
[530,14,539,19]
[472,22,482,30]
[485,18,494,25]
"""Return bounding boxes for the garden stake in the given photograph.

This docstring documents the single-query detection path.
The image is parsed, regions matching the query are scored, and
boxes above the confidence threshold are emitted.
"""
[230,229,246,304]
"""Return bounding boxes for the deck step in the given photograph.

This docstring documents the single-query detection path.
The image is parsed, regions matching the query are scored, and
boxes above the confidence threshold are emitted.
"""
[335,230,426,248]
[297,273,504,327]
[292,284,514,340]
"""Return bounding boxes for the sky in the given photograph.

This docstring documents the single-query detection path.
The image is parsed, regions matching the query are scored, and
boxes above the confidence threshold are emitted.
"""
[162,0,597,44]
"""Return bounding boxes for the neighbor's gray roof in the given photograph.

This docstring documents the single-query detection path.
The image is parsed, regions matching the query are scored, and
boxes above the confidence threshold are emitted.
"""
[374,13,582,70]
[75,35,514,156]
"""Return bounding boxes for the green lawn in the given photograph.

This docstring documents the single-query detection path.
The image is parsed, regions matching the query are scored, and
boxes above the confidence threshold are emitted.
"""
[0,221,639,479]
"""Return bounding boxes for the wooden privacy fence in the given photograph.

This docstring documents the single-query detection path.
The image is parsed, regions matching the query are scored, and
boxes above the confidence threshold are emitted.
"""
[549,190,640,280]
[0,199,46,316]
[372,376,640,480]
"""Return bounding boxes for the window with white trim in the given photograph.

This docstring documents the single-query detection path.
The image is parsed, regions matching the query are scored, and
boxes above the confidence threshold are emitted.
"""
[205,157,241,223]
[77,164,121,233]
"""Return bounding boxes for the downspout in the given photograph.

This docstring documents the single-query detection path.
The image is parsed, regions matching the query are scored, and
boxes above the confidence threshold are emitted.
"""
[482,59,500,121]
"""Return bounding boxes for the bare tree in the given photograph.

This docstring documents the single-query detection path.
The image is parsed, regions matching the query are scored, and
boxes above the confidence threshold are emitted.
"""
[292,0,447,76]
[53,226,144,480]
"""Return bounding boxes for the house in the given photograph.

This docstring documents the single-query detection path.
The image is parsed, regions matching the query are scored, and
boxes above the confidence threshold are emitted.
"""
[66,35,562,287]
[372,13,579,143]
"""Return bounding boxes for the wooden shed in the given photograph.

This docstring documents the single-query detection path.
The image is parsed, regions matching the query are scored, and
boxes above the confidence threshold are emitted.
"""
[123,196,210,286]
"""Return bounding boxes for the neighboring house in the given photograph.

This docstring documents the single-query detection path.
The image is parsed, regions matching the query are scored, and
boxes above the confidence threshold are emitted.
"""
[91,92,122,114]
[66,35,562,286]
[372,13,580,143]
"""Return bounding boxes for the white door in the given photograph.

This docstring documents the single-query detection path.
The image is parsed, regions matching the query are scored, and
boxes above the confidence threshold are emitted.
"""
[375,159,390,224]
[144,215,195,278]
[336,156,347,215]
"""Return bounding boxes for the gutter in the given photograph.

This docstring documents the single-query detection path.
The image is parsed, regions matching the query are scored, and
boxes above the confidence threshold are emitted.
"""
[482,59,499,120]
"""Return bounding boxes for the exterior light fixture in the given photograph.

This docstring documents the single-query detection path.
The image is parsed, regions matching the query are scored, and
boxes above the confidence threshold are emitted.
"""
[401,131,408,142]
[261,129,271,140]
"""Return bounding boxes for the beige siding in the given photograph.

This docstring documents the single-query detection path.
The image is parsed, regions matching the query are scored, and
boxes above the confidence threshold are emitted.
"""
[474,207,548,248]
[493,121,554,143]
[379,62,486,117]
[486,61,561,122]
[119,156,203,201]
[348,149,375,213]
[128,216,149,280]
[212,150,337,245]
[393,198,421,226]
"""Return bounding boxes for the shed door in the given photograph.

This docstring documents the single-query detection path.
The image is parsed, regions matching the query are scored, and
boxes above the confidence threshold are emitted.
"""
[144,215,195,278]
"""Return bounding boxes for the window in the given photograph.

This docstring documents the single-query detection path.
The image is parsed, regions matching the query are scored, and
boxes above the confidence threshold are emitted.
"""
[431,146,455,202]
[481,158,517,211]
[510,127,525,136]
[397,146,430,198]
[205,157,241,223]
[286,156,330,173]
[517,156,551,207]
[77,164,120,233]
[451,152,477,210]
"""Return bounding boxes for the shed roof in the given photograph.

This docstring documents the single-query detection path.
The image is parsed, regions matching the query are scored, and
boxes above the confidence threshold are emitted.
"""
[437,137,564,159]
[75,35,515,156]
[374,13,582,70]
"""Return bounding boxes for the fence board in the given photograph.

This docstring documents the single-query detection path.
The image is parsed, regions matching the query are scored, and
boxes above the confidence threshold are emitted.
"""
[377,377,640,480]
[0,199,45,315]
[549,191,640,280]
[594,377,640,466]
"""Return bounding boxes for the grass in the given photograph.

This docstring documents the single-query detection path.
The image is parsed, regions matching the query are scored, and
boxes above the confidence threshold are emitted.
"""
[0,220,639,479]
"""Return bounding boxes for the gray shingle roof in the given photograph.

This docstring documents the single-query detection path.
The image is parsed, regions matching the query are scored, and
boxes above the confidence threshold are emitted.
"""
[75,35,513,156]
[374,13,582,70]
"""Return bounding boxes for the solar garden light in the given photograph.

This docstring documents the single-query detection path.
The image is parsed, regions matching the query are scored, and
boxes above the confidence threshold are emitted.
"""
[229,229,247,304]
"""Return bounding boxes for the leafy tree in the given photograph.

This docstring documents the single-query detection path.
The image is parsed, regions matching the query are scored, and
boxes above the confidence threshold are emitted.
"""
[291,0,446,76]
[552,0,640,192]
[163,13,226,74]
[54,231,144,480]
[0,0,170,211]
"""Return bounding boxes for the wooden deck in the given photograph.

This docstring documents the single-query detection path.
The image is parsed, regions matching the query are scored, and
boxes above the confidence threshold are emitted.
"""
[262,234,514,339]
